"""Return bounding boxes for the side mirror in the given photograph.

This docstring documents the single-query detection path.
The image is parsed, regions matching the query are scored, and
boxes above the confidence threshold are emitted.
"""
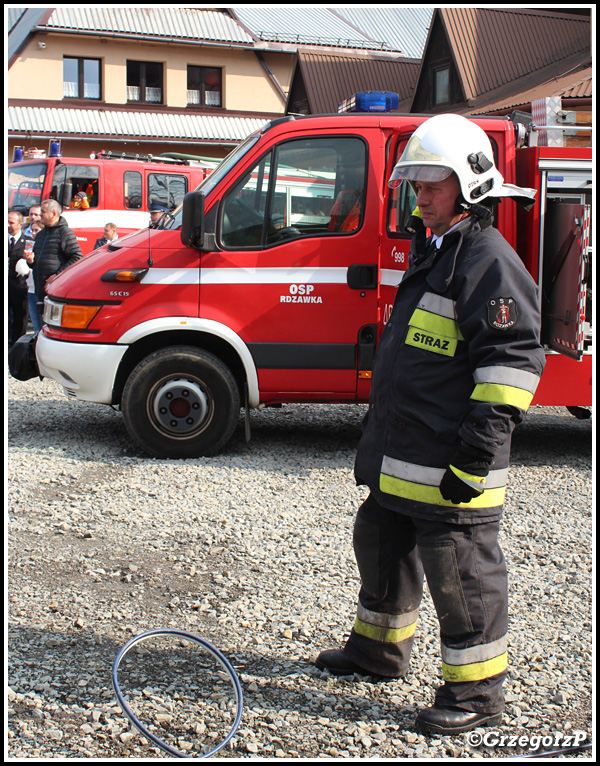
[59,181,72,209]
[181,190,205,249]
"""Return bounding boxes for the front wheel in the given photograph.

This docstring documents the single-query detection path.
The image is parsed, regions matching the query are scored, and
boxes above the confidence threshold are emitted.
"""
[121,347,240,458]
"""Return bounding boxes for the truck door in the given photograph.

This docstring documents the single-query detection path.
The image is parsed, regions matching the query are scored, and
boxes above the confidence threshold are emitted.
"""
[380,130,421,333]
[201,134,378,400]
[541,160,592,361]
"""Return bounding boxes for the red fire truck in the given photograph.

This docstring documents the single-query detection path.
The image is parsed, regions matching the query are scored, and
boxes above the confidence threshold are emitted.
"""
[35,100,592,457]
[8,145,214,255]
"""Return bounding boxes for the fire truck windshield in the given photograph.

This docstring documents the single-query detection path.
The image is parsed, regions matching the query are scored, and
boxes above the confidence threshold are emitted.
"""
[167,133,260,230]
[8,162,48,213]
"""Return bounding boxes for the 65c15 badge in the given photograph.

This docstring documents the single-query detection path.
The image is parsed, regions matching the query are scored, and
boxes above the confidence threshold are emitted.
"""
[488,297,518,330]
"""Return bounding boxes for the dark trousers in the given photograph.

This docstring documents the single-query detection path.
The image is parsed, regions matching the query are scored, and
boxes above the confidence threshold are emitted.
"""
[344,493,508,713]
[8,289,29,347]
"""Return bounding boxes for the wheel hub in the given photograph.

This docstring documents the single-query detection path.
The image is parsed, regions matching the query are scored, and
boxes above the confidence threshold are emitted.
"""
[152,379,209,435]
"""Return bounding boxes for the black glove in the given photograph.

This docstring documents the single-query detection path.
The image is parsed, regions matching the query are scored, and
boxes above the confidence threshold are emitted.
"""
[439,441,494,505]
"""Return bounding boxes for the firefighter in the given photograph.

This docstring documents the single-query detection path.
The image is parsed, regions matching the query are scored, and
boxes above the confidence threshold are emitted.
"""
[315,114,546,735]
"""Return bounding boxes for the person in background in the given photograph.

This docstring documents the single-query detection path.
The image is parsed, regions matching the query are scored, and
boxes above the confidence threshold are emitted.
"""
[149,202,168,227]
[24,221,44,333]
[23,204,42,237]
[70,190,90,210]
[93,222,119,250]
[33,199,83,306]
[8,209,29,347]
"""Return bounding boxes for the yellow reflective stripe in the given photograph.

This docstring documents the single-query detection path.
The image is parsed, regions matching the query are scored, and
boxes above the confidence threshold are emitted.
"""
[409,308,464,340]
[442,652,508,683]
[471,382,534,411]
[354,616,418,644]
[380,473,505,509]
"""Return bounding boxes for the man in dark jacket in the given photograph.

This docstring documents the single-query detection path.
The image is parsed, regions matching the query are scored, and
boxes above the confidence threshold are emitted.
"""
[8,209,30,347]
[315,115,546,736]
[33,199,83,303]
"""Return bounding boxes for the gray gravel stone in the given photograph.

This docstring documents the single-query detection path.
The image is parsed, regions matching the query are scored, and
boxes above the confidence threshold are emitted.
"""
[7,372,593,758]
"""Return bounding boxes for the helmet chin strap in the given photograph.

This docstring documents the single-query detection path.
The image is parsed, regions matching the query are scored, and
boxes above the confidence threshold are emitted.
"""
[456,195,493,223]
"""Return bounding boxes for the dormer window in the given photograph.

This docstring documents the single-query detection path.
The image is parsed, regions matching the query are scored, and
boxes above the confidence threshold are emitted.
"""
[434,66,450,106]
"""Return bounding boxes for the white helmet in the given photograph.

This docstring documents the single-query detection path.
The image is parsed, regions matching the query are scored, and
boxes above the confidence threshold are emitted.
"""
[389,114,536,207]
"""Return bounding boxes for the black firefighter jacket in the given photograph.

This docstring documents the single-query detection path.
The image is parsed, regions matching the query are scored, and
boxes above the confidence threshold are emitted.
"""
[33,216,83,300]
[354,215,546,525]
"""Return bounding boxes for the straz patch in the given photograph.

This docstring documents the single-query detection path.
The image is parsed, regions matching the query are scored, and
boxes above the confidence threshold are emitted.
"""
[405,327,457,356]
[488,297,518,331]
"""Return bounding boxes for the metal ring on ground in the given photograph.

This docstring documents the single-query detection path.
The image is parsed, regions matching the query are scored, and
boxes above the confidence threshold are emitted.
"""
[112,629,244,759]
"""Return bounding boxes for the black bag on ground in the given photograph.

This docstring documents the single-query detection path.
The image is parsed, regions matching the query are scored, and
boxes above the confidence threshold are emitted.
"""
[8,333,41,381]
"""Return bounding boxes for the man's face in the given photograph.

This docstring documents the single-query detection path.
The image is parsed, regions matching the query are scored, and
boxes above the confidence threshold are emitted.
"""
[104,225,117,240]
[29,207,42,223]
[8,213,22,237]
[414,173,467,237]
[150,211,163,223]
[40,205,58,227]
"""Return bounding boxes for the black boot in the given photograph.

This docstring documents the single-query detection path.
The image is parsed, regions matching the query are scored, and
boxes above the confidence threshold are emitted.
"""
[314,649,393,679]
[415,706,503,735]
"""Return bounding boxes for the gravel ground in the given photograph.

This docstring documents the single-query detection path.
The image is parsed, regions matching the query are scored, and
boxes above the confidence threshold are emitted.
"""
[6,370,594,760]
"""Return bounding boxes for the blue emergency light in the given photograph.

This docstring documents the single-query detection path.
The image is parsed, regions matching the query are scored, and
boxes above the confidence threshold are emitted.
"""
[338,91,399,113]
[12,146,24,162]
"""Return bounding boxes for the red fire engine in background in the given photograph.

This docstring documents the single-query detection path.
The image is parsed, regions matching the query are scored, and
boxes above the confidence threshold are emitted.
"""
[8,144,214,255]
[34,95,592,457]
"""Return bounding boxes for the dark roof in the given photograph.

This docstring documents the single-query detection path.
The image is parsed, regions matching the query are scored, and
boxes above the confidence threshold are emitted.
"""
[469,67,593,115]
[444,8,589,102]
[412,7,591,113]
[288,52,421,115]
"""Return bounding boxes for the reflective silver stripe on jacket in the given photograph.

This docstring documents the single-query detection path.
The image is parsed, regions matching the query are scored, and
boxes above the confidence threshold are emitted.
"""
[381,457,508,489]
[416,292,458,320]
[473,366,541,394]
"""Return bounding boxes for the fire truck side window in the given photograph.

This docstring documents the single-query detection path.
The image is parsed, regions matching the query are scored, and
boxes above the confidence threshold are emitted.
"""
[124,171,142,209]
[388,180,417,236]
[51,165,100,209]
[148,173,188,211]
[220,137,367,249]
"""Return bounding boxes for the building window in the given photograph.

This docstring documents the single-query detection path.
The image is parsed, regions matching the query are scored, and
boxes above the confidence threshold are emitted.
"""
[187,66,222,107]
[433,66,450,106]
[127,61,163,104]
[63,57,101,100]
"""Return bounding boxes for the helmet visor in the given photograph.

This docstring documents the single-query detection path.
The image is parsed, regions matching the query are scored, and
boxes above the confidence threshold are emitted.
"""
[388,133,453,188]
[388,163,453,188]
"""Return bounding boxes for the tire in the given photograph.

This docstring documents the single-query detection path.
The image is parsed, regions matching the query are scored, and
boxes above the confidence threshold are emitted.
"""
[121,346,240,458]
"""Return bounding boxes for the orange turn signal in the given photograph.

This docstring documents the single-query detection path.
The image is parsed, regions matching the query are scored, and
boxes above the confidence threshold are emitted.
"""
[101,268,148,283]
[61,304,101,330]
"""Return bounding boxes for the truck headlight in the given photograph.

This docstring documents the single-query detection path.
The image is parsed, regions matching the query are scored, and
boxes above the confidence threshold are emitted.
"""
[43,298,101,330]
